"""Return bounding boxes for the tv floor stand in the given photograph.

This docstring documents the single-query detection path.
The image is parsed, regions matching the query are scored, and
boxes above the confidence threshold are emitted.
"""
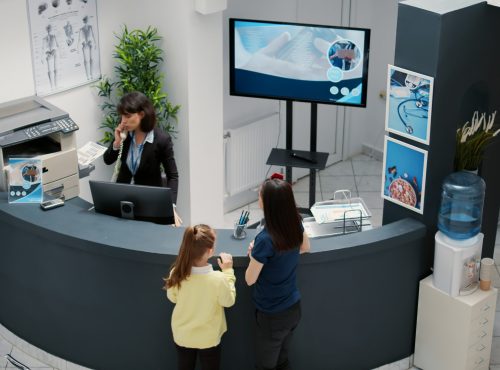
[266,101,329,215]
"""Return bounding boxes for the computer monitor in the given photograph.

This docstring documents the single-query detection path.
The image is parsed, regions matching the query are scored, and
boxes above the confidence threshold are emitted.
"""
[89,180,175,225]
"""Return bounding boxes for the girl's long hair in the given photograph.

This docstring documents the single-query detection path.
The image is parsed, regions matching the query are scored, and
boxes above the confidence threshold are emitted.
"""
[164,224,215,289]
[260,178,303,251]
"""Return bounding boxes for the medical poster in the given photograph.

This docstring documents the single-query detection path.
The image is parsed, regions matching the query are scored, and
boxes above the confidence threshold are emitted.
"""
[8,158,43,204]
[381,136,428,214]
[27,0,101,96]
[385,65,433,145]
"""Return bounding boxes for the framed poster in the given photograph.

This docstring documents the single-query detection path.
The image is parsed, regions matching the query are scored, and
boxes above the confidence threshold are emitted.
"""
[385,65,433,145]
[27,0,101,96]
[8,158,43,203]
[381,136,428,214]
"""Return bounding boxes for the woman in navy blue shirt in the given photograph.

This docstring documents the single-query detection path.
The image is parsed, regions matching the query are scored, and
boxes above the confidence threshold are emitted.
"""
[245,178,310,370]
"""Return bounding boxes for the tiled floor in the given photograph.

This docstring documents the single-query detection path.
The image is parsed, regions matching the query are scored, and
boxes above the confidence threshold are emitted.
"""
[1,153,499,369]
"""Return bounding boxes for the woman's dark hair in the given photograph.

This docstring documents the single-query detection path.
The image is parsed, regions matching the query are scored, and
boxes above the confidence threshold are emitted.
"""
[260,178,303,251]
[117,91,156,132]
[164,224,215,289]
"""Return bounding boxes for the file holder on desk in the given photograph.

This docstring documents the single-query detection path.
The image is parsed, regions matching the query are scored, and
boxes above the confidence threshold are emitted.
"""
[304,190,372,238]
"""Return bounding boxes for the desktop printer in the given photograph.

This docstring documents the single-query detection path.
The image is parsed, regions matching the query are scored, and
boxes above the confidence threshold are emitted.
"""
[0,96,80,199]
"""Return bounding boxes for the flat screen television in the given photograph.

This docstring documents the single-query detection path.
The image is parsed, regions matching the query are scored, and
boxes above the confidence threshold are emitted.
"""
[89,180,175,225]
[229,18,371,107]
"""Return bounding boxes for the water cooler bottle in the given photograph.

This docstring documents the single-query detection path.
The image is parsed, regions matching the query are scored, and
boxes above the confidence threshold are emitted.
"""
[433,171,486,297]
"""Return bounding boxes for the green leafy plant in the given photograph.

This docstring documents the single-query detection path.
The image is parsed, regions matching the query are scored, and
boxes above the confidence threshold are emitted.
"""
[454,111,499,171]
[95,26,180,144]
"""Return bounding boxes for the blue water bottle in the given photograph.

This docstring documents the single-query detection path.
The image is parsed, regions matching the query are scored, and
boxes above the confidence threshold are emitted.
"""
[437,171,486,240]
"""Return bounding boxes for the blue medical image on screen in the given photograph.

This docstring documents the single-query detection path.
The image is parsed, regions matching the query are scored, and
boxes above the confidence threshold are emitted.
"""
[230,19,370,107]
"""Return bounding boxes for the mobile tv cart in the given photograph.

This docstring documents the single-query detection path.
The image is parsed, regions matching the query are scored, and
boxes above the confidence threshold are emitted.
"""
[266,101,329,214]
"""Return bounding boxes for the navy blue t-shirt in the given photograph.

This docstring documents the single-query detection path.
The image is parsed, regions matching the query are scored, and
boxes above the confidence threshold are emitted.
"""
[251,228,300,313]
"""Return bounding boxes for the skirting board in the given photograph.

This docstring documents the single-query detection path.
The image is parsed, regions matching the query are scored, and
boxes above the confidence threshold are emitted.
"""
[362,142,384,161]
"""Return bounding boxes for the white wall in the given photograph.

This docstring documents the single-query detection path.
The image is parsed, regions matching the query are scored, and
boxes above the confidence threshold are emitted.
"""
[223,0,399,159]
[349,0,399,157]
[0,0,398,225]
[0,0,225,227]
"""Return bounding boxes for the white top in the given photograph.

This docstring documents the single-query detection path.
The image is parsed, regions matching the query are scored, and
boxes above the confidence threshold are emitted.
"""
[400,0,484,14]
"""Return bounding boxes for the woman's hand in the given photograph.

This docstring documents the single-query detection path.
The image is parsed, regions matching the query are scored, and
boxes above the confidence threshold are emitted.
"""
[247,240,254,257]
[113,123,126,148]
[218,252,233,270]
[173,208,183,227]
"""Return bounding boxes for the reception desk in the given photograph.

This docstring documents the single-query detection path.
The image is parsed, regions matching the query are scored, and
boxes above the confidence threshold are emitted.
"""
[0,194,428,370]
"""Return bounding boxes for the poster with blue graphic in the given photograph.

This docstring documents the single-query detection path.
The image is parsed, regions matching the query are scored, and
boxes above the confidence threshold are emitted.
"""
[8,158,43,203]
[381,137,427,214]
[385,65,433,145]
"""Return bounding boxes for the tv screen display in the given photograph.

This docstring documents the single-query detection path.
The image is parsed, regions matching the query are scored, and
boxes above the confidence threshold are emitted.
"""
[230,18,370,107]
[89,180,175,225]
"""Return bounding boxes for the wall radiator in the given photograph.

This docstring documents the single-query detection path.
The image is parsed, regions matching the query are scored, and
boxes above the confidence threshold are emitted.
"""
[224,113,279,196]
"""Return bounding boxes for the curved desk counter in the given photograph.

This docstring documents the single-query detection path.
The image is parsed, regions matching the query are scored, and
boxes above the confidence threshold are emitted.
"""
[0,194,428,370]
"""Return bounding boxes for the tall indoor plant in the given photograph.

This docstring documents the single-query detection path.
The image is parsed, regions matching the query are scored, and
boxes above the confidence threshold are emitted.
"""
[96,26,180,144]
[454,110,499,171]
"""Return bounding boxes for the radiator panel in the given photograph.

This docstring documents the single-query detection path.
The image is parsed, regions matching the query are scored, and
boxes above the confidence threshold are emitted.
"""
[224,114,279,196]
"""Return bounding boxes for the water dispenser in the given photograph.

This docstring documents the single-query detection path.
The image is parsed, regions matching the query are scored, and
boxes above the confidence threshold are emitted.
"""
[433,171,486,296]
[437,171,485,240]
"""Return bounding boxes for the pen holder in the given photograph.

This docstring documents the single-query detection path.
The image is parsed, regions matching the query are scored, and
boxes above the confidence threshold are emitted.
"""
[233,221,247,240]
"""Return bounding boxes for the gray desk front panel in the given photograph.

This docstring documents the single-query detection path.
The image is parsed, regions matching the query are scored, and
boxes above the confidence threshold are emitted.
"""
[0,195,427,370]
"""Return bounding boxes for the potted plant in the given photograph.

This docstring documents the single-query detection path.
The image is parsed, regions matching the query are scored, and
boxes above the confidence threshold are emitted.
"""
[454,110,499,172]
[95,26,180,144]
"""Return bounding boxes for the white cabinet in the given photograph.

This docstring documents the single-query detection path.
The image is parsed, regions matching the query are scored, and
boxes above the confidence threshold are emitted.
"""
[414,275,497,370]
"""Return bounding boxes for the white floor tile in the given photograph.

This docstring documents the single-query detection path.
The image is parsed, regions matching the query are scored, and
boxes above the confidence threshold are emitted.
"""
[318,175,357,194]
[351,153,376,161]
[358,191,384,210]
[9,347,50,368]
[292,175,320,192]
[491,337,500,365]
[0,356,8,368]
[355,175,383,192]
[320,160,354,176]
[66,360,92,370]
[352,160,383,176]
[0,337,12,356]
[494,310,500,337]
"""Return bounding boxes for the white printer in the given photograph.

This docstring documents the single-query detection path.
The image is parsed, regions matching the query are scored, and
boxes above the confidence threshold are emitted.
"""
[0,96,79,199]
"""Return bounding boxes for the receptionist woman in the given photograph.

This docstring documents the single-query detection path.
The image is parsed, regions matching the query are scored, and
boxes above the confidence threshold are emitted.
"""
[103,91,180,223]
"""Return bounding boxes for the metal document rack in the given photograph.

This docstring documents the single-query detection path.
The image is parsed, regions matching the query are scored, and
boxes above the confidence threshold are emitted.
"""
[304,190,372,238]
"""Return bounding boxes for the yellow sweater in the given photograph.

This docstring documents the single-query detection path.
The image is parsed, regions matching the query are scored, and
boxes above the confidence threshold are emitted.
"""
[167,265,236,349]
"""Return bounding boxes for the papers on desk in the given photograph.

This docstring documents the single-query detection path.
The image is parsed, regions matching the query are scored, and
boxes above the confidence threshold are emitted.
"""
[310,198,371,224]
[77,141,107,167]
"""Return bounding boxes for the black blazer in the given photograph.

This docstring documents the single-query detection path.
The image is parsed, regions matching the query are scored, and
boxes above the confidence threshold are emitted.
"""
[103,127,179,203]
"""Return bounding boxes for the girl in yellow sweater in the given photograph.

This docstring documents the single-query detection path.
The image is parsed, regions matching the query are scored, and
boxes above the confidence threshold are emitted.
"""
[164,224,236,370]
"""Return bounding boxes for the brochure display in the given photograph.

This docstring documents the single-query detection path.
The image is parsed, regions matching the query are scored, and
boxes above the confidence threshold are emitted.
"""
[385,65,433,144]
[381,136,428,214]
[7,158,43,203]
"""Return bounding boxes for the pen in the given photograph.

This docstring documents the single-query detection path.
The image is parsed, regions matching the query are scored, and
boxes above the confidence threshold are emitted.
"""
[290,152,317,164]
[238,210,245,225]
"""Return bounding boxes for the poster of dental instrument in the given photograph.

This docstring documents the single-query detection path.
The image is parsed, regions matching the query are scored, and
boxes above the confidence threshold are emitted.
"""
[27,0,101,96]
[385,65,434,145]
[8,158,43,203]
